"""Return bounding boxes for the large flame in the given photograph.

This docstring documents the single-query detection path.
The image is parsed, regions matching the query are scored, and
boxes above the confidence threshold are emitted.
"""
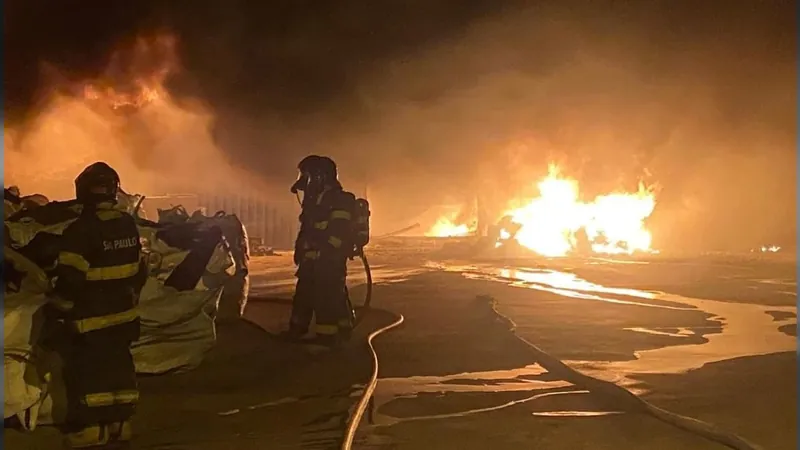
[425,217,472,237]
[5,32,271,200]
[507,164,655,256]
[82,34,179,112]
[426,163,657,256]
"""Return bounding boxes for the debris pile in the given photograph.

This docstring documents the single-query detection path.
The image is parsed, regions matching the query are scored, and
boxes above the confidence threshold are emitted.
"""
[248,237,276,256]
[3,187,249,428]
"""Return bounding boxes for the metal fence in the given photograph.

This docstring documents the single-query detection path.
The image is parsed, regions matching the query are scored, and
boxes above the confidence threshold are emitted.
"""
[143,193,299,250]
[145,184,367,250]
[198,194,299,250]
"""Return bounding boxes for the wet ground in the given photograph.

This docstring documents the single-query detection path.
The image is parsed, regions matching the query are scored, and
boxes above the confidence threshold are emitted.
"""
[355,263,796,450]
[6,243,797,449]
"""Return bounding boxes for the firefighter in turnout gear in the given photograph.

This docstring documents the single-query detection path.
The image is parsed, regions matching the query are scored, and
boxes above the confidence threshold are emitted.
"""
[286,155,358,346]
[54,162,147,448]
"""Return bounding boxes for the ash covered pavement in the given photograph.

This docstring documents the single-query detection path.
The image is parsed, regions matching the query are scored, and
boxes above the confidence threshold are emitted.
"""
[7,242,797,450]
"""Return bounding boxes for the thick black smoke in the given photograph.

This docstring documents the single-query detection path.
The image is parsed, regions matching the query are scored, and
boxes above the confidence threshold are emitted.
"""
[5,0,797,248]
[6,0,520,169]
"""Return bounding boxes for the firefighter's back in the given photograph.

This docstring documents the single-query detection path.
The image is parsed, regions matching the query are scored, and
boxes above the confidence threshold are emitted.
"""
[58,202,143,331]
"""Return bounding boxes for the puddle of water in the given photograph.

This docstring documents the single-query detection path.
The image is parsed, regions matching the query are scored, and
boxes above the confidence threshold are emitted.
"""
[766,310,798,322]
[624,327,697,338]
[377,365,568,397]
[368,262,796,436]
[370,365,623,427]
[755,279,797,287]
[458,265,796,377]
[463,269,693,311]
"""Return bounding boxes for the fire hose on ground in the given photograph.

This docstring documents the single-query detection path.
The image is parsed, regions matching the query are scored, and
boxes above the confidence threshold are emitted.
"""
[481,296,763,450]
[339,250,404,450]
[340,316,404,450]
[339,291,764,450]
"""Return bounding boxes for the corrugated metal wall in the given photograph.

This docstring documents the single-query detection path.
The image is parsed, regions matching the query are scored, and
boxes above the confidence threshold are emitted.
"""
[198,194,300,249]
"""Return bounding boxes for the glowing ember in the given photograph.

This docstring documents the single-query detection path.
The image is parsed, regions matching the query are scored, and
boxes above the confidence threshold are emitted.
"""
[426,218,471,237]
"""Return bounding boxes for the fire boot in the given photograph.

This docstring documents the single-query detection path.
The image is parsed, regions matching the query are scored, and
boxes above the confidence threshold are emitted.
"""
[65,421,132,449]
[277,326,309,343]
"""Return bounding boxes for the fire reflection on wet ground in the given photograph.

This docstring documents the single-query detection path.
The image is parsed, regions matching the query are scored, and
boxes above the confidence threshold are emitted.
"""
[366,262,796,429]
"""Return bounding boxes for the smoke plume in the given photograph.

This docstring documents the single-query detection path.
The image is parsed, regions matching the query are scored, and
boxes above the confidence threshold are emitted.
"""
[5,0,795,249]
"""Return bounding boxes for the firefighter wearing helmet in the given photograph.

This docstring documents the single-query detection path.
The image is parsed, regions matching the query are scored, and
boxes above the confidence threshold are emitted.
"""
[285,155,358,346]
[54,162,147,448]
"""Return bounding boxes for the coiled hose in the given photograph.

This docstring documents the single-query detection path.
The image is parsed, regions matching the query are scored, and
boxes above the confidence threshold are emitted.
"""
[482,296,764,450]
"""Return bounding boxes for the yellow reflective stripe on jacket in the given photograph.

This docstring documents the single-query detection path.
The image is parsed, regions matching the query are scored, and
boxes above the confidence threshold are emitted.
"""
[330,210,352,221]
[82,390,140,407]
[86,262,140,281]
[58,252,90,272]
[328,236,343,248]
[315,324,338,335]
[73,308,139,334]
[314,221,329,230]
[96,210,123,221]
[50,298,75,312]
[304,250,320,260]
[60,252,139,280]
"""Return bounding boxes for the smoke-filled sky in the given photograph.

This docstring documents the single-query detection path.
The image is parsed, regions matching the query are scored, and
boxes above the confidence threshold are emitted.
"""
[5,0,797,249]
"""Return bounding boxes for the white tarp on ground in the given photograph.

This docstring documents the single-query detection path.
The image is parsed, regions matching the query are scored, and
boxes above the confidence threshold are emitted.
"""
[4,199,241,429]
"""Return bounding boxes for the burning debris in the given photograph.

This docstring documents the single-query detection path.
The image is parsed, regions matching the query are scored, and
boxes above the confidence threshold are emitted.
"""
[80,33,179,114]
[490,215,523,247]
[4,31,261,202]
[425,217,474,238]
[427,163,657,257]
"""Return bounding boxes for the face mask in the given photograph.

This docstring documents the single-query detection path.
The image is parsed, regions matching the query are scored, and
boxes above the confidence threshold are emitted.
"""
[290,171,310,194]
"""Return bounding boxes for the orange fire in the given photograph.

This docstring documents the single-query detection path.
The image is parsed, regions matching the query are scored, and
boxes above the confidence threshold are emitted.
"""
[425,217,472,237]
[4,33,183,199]
[426,163,657,256]
[82,34,178,111]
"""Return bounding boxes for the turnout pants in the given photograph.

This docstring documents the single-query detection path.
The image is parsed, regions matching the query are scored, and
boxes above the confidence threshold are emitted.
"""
[62,324,139,447]
[289,260,353,339]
